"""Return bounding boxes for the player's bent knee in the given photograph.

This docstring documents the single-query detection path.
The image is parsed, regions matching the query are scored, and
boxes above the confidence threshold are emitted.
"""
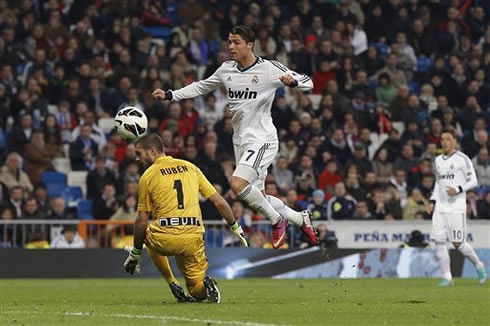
[230,175,249,194]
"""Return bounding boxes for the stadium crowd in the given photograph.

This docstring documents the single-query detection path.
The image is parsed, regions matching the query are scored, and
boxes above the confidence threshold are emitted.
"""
[0,0,490,248]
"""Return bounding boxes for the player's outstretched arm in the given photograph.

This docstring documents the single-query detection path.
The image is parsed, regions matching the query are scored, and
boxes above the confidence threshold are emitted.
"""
[208,192,248,247]
[152,68,224,102]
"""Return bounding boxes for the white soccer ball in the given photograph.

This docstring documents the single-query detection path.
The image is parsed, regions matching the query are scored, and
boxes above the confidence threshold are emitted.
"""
[114,106,148,141]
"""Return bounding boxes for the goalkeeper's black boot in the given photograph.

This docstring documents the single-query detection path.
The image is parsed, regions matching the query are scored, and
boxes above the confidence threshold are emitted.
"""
[170,282,194,303]
[203,276,221,303]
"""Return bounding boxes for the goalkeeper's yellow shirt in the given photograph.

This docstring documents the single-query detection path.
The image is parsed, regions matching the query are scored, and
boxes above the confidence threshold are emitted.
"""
[138,156,216,235]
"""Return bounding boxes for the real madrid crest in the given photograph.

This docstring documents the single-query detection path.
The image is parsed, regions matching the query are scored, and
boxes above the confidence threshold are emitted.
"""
[252,75,259,84]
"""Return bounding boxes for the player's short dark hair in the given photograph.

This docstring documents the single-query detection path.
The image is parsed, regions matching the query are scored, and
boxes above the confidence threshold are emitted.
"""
[441,128,457,139]
[135,133,164,153]
[230,25,255,43]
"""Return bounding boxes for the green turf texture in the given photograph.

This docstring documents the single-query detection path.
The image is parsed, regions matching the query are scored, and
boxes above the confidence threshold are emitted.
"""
[1,278,489,325]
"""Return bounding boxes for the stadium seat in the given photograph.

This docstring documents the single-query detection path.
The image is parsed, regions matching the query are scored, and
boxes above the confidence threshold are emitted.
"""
[67,171,88,198]
[52,158,72,174]
[77,200,94,220]
[205,227,223,248]
[46,183,68,198]
[42,171,67,185]
[98,117,115,134]
[63,186,83,208]
[141,27,171,39]
[408,81,420,93]
[415,57,434,72]
[370,42,389,57]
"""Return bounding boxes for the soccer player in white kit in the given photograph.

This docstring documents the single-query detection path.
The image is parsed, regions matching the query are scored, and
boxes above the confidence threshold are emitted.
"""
[427,129,487,286]
[152,25,317,249]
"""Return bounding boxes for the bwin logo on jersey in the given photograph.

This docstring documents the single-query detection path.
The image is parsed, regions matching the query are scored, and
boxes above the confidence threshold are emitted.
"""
[438,173,455,180]
[228,88,257,99]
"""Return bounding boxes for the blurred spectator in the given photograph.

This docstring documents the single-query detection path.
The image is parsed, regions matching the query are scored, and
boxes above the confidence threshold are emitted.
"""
[294,155,317,196]
[307,189,328,220]
[70,124,98,171]
[375,73,398,108]
[372,147,393,185]
[48,197,75,220]
[477,191,490,219]
[21,196,44,219]
[93,184,119,220]
[0,152,33,192]
[7,186,24,218]
[8,113,33,154]
[0,207,15,248]
[473,147,490,187]
[106,195,137,234]
[72,110,107,151]
[327,182,356,220]
[33,185,50,217]
[316,223,338,248]
[353,200,373,220]
[272,156,294,193]
[368,188,402,220]
[344,172,365,202]
[50,225,85,249]
[23,129,56,185]
[388,168,409,207]
[347,142,372,177]
[403,188,428,220]
[86,157,118,200]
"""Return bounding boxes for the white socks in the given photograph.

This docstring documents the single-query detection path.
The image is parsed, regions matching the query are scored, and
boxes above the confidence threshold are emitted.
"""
[436,242,452,280]
[458,242,483,268]
[237,184,281,224]
[266,195,303,226]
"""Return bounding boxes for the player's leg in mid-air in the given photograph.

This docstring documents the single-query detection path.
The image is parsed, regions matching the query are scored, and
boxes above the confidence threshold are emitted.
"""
[431,209,454,286]
[146,247,194,302]
[230,143,317,249]
[447,212,487,285]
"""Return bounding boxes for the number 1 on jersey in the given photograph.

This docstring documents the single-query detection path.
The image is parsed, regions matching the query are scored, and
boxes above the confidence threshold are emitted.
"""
[173,180,184,209]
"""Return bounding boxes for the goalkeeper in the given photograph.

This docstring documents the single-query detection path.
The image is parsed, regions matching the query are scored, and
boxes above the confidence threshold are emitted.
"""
[123,133,248,303]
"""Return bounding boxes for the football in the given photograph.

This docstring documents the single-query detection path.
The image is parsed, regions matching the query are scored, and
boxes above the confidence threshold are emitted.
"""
[114,106,148,141]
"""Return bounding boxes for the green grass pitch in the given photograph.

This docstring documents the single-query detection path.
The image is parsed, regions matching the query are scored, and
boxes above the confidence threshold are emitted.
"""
[1,278,489,325]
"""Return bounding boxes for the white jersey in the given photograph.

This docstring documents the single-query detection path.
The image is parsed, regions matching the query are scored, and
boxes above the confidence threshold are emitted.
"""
[170,57,313,145]
[430,151,478,212]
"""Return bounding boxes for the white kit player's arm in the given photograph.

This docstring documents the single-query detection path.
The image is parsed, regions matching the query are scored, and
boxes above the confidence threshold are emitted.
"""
[458,154,478,193]
[268,60,313,91]
[168,66,224,101]
[430,158,440,202]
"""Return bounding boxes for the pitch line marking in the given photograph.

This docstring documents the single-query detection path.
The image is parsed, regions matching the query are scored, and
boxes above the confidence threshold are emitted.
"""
[2,310,291,326]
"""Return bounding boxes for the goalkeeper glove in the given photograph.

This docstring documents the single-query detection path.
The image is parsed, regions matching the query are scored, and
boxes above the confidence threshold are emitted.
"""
[229,221,248,247]
[123,246,141,275]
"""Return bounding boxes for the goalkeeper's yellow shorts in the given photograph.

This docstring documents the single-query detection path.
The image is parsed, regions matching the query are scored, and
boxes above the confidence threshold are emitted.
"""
[144,226,208,282]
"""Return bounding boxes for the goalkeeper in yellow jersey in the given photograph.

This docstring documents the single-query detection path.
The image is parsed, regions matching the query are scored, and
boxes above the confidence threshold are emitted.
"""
[123,133,248,303]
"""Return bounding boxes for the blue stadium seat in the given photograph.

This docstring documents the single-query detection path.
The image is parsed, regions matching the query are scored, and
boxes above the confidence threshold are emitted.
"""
[205,227,223,248]
[46,183,67,198]
[41,171,67,185]
[369,42,389,58]
[408,81,420,93]
[77,200,94,220]
[415,57,434,72]
[141,27,171,39]
[63,186,83,208]
[42,171,68,198]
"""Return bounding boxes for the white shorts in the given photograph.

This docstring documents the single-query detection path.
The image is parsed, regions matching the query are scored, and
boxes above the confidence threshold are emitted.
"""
[232,143,278,190]
[431,209,467,243]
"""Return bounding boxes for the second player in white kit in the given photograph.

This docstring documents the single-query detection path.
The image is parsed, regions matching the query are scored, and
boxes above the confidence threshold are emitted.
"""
[428,129,486,286]
[152,25,317,249]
